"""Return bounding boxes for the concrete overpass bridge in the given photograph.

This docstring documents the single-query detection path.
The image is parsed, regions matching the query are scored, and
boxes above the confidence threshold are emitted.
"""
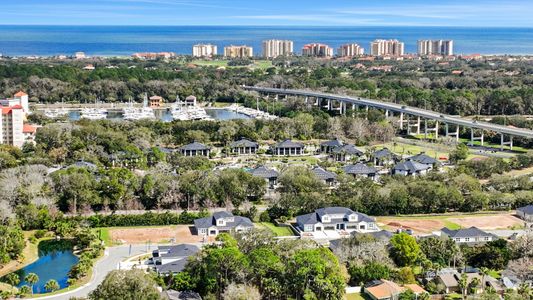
[243,86,533,150]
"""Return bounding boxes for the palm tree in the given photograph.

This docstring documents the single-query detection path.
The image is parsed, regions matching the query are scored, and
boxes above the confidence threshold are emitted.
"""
[458,273,468,300]
[4,273,20,286]
[479,267,489,293]
[44,279,60,293]
[18,285,31,295]
[24,273,39,294]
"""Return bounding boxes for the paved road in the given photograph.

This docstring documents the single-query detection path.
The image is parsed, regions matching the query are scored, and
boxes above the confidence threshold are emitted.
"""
[244,86,533,139]
[33,245,152,300]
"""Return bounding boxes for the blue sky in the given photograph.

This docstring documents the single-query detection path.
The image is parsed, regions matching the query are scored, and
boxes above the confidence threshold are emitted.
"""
[2,0,532,27]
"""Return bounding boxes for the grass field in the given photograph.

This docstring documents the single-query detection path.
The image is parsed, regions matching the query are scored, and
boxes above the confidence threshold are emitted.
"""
[258,222,294,236]
[345,293,367,300]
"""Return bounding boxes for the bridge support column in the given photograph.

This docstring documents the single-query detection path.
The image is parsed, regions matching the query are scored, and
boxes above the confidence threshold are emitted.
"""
[341,102,346,115]
[407,116,421,135]
[470,128,484,146]
[424,120,439,139]
[274,94,279,102]
[500,134,513,151]
[445,124,460,142]
[385,109,390,118]
[365,106,369,120]
[304,96,308,104]
[399,112,404,130]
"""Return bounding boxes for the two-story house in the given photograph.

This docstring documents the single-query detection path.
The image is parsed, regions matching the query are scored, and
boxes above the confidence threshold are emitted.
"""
[296,207,379,233]
[194,211,254,237]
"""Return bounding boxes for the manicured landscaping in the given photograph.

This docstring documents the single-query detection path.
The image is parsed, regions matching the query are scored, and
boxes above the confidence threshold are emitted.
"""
[345,293,366,300]
[258,222,294,236]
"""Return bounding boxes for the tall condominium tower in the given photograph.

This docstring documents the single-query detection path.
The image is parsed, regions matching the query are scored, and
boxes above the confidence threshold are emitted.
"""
[192,44,218,57]
[370,39,405,56]
[262,40,294,58]
[223,45,253,58]
[302,43,333,57]
[338,43,365,57]
[417,40,454,56]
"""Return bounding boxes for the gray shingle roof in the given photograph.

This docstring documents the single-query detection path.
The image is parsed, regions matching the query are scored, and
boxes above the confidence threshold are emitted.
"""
[155,259,189,274]
[373,148,393,158]
[230,138,259,148]
[393,160,431,173]
[312,167,337,181]
[409,153,439,165]
[158,244,200,258]
[331,144,364,156]
[165,290,202,300]
[320,139,343,147]
[249,166,279,179]
[517,204,533,215]
[69,160,98,170]
[441,227,496,238]
[179,142,210,151]
[194,213,253,230]
[273,139,304,149]
[344,163,377,175]
[297,207,375,225]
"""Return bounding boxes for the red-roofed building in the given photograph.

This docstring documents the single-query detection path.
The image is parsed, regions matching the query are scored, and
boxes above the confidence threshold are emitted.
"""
[1,104,24,147]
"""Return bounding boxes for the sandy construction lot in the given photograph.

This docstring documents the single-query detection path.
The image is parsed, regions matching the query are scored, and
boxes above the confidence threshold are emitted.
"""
[110,225,208,244]
[378,213,523,235]
[448,214,523,230]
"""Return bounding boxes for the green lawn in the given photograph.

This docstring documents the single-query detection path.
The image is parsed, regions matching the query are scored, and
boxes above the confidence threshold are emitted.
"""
[345,293,366,300]
[190,59,273,70]
[258,222,294,236]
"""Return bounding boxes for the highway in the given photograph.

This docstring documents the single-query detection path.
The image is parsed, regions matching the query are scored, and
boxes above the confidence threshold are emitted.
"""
[243,86,533,140]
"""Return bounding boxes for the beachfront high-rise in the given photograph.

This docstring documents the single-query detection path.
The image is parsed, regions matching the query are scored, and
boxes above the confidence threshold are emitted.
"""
[192,44,218,58]
[224,45,253,58]
[262,40,294,58]
[302,43,333,57]
[417,40,453,56]
[370,39,404,56]
[338,43,365,57]
[0,91,30,148]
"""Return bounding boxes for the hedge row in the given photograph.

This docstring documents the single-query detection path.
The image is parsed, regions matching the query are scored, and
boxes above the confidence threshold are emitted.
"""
[66,211,209,228]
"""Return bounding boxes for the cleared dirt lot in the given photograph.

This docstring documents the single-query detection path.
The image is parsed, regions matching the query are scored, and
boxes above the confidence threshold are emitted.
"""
[110,225,210,244]
[378,213,523,235]
[448,214,523,230]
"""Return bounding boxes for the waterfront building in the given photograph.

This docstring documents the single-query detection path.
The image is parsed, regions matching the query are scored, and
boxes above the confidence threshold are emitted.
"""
[262,39,293,58]
[1,105,24,148]
[337,43,365,57]
[149,95,164,107]
[223,45,253,58]
[132,52,176,59]
[370,39,404,56]
[418,40,453,56]
[302,43,333,57]
[192,44,218,58]
[74,52,86,59]
[0,91,29,115]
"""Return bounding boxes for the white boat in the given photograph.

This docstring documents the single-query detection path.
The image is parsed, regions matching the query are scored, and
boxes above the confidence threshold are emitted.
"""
[44,108,69,118]
[171,102,212,121]
[80,108,107,120]
[122,95,156,120]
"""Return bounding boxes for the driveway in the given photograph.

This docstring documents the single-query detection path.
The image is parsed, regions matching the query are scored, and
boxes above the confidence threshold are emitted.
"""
[33,244,152,300]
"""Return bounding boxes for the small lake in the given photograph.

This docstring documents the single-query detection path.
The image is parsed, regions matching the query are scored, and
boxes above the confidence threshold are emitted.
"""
[67,108,249,121]
[13,240,78,294]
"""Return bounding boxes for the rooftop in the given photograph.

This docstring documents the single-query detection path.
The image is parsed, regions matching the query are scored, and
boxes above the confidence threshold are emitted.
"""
[179,142,210,151]
[344,163,377,175]
[249,166,279,179]
[312,166,337,181]
[273,139,304,149]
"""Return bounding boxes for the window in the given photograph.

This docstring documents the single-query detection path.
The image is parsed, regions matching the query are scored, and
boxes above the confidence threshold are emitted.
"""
[465,237,470,242]
[304,225,314,232]
[455,238,461,242]
[217,220,224,225]
[484,236,490,241]
[369,223,375,228]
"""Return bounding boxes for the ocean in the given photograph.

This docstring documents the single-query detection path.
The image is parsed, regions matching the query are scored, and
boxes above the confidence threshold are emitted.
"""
[0,26,531,57]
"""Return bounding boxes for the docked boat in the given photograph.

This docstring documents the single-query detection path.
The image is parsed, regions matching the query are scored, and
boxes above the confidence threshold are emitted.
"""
[170,96,212,121]
[122,95,156,121]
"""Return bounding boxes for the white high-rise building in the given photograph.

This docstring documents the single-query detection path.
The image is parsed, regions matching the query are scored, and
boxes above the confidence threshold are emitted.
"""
[262,40,293,58]
[338,43,365,57]
[417,40,454,56]
[302,43,333,57]
[0,105,25,148]
[223,45,253,58]
[192,44,218,58]
[370,39,405,56]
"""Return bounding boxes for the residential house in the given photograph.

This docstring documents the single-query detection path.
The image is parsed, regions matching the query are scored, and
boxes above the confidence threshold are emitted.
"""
[344,163,378,181]
[516,205,533,224]
[194,211,254,236]
[320,139,343,153]
[436,269,488,295]
[296,207,379,233]
[439,227,498,244]
[151,244,200,274]
[249,165,279,189]
[67,160,98,171]
[331,144,364,162]
[409,152,439,167]
[164,290,202,300]
[271,139,304,156]
[311,166,337,186]
[364,280,403,300]
[392,160,431,176]
[372,148,397,166]
[230,138,259,155]
[179,142,211,157]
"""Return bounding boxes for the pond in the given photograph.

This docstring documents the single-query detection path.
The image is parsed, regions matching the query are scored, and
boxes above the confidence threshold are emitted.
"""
[13,240,78,294]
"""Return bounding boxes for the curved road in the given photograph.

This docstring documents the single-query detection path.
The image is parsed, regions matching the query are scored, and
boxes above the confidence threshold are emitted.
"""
[33,245,151,300]
[244,86,533,139]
